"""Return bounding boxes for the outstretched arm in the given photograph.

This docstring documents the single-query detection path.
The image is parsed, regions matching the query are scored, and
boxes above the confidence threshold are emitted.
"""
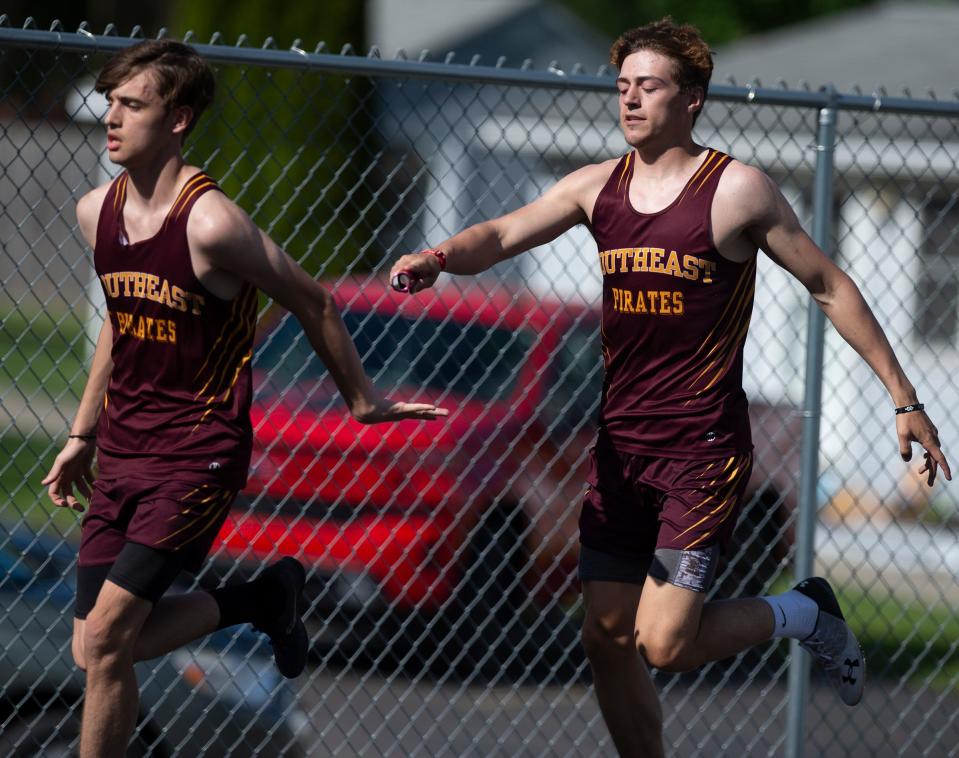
[390,161,609,292]
[734,165,950,485]
[189,193,447,424]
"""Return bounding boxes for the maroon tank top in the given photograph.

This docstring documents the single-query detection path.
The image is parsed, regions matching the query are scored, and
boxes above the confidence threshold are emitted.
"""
[589,149,755,459]
[94,172,257,487]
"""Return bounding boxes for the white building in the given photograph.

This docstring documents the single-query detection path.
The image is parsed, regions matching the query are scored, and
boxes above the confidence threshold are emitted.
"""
[716,2,959,516]
[367,0,959,516]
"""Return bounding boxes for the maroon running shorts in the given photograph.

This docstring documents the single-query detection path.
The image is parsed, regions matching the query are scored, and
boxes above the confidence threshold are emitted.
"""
[579,435,753,559]
[79,475,238,573]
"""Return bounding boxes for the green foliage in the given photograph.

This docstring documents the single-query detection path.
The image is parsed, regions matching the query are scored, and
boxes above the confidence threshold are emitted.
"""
[170,1,375,277]
[559,0,876,46]
[170,0,361,51]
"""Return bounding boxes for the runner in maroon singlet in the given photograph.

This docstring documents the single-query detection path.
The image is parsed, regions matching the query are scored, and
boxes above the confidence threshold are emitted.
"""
[93,170,257,490]
[582,146,756,566]
[76,170,256,575]
[41,40,446,758]
[390,18,949,758]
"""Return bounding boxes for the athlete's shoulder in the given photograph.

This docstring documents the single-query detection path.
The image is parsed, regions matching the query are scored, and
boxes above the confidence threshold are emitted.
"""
[566,156,623,188]
[716,158,776,196]
[187,186,258,252]
[549,156,623,206]
[75,179,116,247]
[715,159,779,216]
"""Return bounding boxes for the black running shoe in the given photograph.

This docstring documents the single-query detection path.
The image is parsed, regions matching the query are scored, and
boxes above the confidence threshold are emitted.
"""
[794,577,865,706]
[253,557,309,678]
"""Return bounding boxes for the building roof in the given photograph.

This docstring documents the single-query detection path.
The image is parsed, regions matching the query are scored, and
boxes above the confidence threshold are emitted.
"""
[366,0,610,72]
[713,1,959,97]
[368,0,535,57]
[369,1,958,97]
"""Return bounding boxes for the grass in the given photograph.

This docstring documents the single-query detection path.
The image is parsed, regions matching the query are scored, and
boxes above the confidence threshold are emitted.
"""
[0,309,89,397]
[841,584,959,693]
[0,307,87,538]
[0,432,82,540]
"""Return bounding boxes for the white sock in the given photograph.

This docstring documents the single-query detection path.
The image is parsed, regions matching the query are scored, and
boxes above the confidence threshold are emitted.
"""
[761,590,819,639]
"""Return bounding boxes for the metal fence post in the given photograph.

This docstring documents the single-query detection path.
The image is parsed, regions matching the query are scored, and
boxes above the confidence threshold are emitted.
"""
[786,85,838,758]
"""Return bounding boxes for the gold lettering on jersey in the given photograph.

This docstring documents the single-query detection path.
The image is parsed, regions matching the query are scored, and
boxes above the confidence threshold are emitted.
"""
[648,248,664,272]
[663,255,681,277]
[113,310,177,343]
[145,275,159,301]
[100,272,206,315]
[610,287,684,316]
[600,248,716,283]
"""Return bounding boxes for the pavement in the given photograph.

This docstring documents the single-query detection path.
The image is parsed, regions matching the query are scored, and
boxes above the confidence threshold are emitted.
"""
[293,662,959,757]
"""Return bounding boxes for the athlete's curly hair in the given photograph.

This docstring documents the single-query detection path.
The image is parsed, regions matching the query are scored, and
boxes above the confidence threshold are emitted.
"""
[96,39,215,139]
[610,17,713,118]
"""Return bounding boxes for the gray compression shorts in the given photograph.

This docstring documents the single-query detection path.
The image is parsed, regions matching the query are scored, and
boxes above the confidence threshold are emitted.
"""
[579,543,720,593]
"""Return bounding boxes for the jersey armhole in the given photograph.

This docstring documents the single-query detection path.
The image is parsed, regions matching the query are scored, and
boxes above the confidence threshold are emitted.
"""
[586,155,631,233]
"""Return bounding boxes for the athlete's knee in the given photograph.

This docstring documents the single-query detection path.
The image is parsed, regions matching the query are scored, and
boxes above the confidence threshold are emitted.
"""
[82,616,126,670]
[82,603,141,670]
[639,628,698,672]
[581,611,638,663]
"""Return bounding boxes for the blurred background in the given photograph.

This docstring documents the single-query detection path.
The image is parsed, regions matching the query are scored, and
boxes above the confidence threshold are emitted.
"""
[2,1,959,756]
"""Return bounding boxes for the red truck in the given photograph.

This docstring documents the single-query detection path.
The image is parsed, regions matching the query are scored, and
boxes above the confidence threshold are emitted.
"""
[211,278,798,675]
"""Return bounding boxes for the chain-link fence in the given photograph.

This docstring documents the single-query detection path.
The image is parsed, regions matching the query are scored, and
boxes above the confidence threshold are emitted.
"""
[2,20,959,757]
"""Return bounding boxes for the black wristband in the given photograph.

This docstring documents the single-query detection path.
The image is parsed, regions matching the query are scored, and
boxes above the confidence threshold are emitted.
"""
[894,403,924,415]
[68,433,96,440]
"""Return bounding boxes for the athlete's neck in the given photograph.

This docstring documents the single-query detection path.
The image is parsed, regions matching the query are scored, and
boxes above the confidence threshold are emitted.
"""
[124,152,193,214]
[631,141,706,183]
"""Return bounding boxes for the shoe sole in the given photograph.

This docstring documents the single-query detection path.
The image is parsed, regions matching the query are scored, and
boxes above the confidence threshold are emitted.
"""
[797,576,866,706]
[836,623,866,706]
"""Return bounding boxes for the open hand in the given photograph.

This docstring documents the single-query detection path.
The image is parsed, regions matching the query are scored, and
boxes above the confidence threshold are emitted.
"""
[352,396,449,424]
[897,410,951,486]
[41,439,96,512]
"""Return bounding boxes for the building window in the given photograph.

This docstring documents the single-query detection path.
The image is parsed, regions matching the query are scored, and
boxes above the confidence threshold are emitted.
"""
[916,198,959,344]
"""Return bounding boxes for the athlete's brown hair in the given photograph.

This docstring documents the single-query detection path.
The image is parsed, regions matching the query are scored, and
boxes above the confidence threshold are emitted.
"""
[610,17,713,120]
[95,39,215,139]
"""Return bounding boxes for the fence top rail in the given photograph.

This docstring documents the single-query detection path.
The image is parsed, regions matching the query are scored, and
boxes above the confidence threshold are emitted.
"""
[2,23,959,118]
